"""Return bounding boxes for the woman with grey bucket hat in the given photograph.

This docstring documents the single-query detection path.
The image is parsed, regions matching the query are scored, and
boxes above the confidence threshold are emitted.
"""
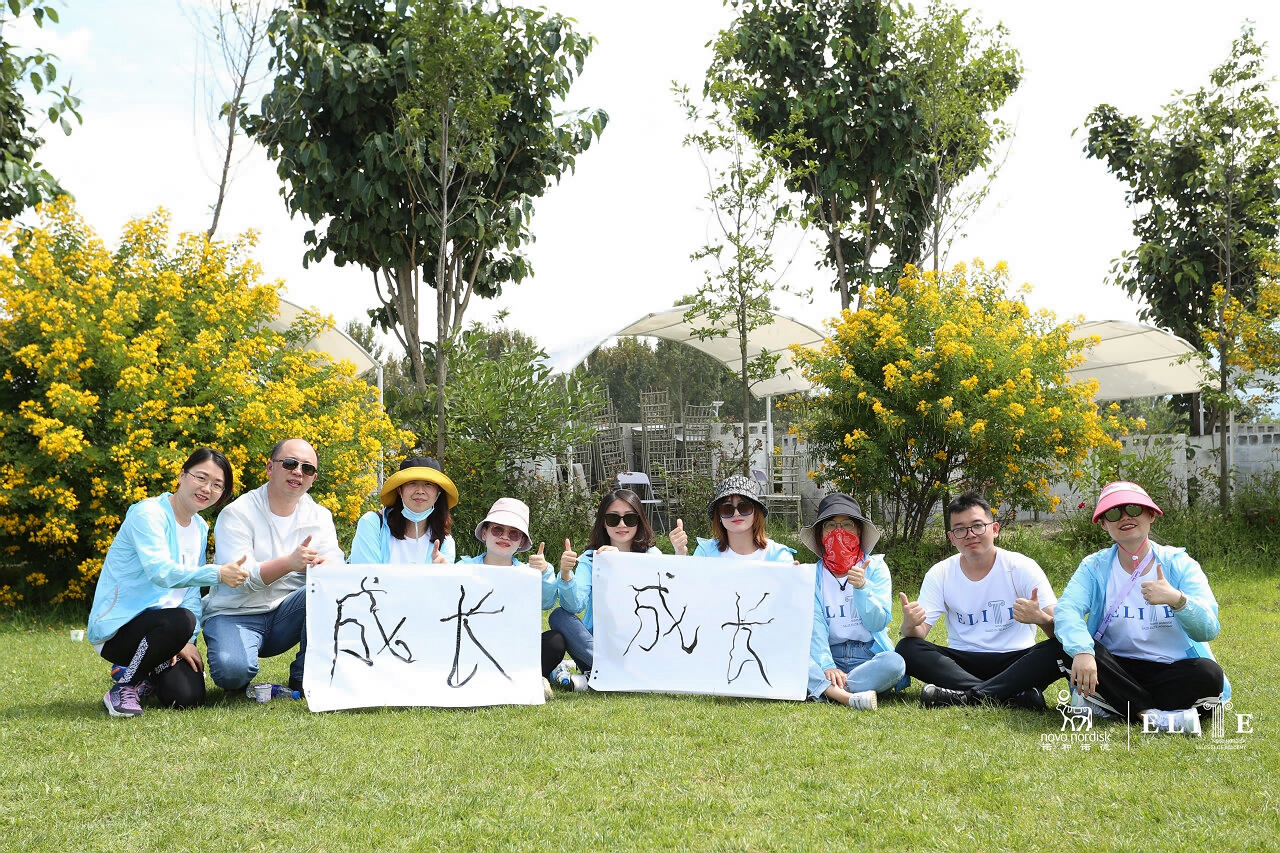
[691,475,795,562]
[800,494,907,711]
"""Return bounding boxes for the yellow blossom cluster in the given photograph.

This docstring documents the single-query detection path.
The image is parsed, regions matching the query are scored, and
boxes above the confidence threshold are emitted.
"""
[0,199,413,605]
[789,260,1118,542]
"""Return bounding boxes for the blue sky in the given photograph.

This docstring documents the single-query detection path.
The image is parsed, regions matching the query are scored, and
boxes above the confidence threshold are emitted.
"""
[23,1,1280,366]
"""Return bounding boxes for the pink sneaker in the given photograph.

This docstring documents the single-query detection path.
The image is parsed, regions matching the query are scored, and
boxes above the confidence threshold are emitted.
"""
[104,683,143,717]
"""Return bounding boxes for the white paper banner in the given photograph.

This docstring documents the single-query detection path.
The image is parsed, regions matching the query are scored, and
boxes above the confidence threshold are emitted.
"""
[589,552,815,700]
[304,563,544,712]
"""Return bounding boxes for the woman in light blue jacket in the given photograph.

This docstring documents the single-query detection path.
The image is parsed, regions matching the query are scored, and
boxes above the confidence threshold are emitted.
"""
[548,489,689,689]
[88,448,249,717]
[801,493,907,711]
[1054,481,1227,735]
[349,456,458,565]
[691,475,795,562]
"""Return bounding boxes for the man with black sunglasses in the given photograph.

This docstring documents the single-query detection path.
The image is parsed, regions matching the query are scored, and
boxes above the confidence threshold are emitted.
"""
[896,491,1063,711]
[203,438,344,696]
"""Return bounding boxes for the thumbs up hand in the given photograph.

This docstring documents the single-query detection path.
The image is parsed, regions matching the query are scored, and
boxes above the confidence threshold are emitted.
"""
[431,540,448,564]
[529,541,548,572]
[669,519,688,556]
[559,539,577,580]
[899,591,926,635]
[1142,562,1180,607]
[1013,586,1051,627]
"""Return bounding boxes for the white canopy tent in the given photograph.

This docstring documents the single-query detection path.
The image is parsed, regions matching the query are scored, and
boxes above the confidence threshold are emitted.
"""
[269,297,381,379]
[1067,320,1204,401]
[547,306,823,396]
[549,306,826,456]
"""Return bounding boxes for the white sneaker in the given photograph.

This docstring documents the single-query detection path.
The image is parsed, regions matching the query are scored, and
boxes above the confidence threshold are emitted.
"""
[847,690,877,711]
[1069,688,1115,719]
[1141,708,1202,736]
[569,674,589,692]
[542,678,554,701]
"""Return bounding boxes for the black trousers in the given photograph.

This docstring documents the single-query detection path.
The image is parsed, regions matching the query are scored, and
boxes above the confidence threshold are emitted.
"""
[100,609,206,709]
[1047,639,1223,722]
[896,636,1065,698]
[542,629,567,679]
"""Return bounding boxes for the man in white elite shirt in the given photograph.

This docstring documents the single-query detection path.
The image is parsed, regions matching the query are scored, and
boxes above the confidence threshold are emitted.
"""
[896,491,1063,710]
[203,438,343,695]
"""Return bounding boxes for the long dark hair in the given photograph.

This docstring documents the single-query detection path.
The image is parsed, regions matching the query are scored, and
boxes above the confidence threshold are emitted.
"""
[588,489,654,552]
[386,489,452,543]
[182,447,235,510]
[710,496,767,552]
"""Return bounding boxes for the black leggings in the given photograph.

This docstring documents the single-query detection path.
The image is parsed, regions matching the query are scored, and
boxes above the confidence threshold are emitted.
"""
[100,609,206,709]
[542,629,567,679]
[1047,639,1223,722]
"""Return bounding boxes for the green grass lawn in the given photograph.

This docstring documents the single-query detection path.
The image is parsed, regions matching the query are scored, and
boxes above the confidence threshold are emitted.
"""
[2,574,1276,851]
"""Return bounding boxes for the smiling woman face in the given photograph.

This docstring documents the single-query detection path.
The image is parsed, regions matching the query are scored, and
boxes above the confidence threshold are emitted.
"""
[174,460,226,519]
[399,480,440,513]
[1101,505,1154,551]
[483,522,524,561]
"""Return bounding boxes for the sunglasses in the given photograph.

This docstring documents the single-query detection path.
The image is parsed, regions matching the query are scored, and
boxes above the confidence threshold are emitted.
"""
[604,512,641,528]
[275,457,318,477]
[1102,504,1146,523]
[486,523,523,542]
[717,500,756,518]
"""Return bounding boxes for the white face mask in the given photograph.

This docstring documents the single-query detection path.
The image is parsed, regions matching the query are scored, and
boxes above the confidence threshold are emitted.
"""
[402,505,434,523]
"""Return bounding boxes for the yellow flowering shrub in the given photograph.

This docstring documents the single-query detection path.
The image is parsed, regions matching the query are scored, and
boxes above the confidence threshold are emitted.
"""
[0,199,412,604]
[789,261,1121,544]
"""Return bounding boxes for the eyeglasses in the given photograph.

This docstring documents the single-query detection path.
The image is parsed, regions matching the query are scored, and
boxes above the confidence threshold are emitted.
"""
[1102,504,1146,523]
[486,523,522,541]
[604,512,641,528]
[717,501,756,518]
[949,521,990,539]
[822,519,859,534]
[183,471,225,493]
[275,457,318,477]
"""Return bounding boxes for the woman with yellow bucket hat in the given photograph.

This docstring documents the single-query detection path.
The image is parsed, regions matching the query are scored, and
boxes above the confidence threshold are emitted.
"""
[348,456,460,565]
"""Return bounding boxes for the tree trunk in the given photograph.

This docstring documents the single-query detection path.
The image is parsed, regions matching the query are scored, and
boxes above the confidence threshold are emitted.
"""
[931,160,943,274]
[857,181,879,312]
[740,306,751,477]
[435,100,453,459]
[830,195,850,311]
[399,261,426,393]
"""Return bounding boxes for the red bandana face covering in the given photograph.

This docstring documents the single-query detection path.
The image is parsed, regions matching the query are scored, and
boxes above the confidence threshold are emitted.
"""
[822,528,864,577]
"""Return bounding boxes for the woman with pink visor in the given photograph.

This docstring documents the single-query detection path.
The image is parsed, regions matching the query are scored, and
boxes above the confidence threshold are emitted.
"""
[1053,481,1229,735]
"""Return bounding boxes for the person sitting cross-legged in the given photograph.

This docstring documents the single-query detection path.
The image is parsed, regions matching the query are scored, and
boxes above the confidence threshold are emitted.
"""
[896,491,1063,711]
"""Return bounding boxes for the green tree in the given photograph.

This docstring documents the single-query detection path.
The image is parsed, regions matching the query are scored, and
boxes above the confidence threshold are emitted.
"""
[790,261,1124,545]
[1083,24,1280,512]
[710,0,924,310]
[245,0,606,456]
[0,0,81,218]
[899,1,1021,273]
[0,199,410,605]
[423,322,602,552]
[678,81,808,474]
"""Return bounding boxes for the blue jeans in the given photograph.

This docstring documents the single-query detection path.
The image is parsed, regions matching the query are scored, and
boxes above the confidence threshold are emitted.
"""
[203,587,307,690]
[808,639,906,700]
[548,607,594,674]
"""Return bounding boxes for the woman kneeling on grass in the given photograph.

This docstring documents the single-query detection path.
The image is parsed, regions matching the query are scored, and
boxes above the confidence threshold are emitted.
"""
[457,497,574,700]
[801,494,907,712]
[548,489,689,691]
[691,475,794,563]
[1054,481,1229,735]
[88,448,250,717]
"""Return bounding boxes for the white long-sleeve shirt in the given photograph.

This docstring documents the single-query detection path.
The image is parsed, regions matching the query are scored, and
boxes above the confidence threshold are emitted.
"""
[204,484,344,618]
